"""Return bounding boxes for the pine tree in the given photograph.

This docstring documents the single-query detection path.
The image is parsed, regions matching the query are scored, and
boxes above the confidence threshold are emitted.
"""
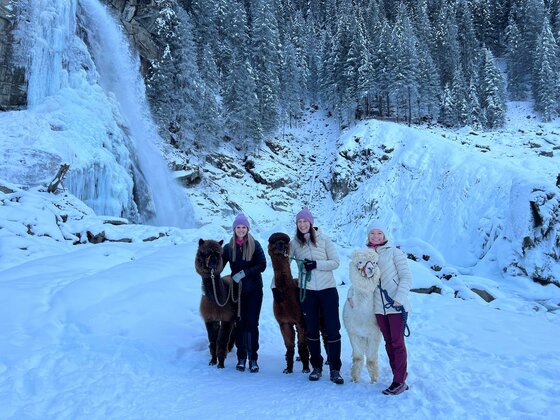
[532,17,559,121]
[505,15,526,100]
[456,0,479,85]
[251,0,281,132]
[450,65,469,126]
[439,84,456,127]
[478,48,506,128]
[415,43,441,122]
[467,78,485,129]
[432,2,460,88]
[223,57,262,146]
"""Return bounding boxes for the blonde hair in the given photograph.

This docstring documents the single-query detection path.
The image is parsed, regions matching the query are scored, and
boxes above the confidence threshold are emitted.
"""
[229,232,256,262]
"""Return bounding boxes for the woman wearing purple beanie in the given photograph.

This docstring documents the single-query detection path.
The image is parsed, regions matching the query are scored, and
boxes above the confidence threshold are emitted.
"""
[223,213,267,373]
[290,207,344,384]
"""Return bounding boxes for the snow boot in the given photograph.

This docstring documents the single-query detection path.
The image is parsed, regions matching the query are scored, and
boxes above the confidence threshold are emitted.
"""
[382,382,409,395]
[236,359,246,372]
[330,370,344,385]
[249,360,259,373]
[308,367,322,381]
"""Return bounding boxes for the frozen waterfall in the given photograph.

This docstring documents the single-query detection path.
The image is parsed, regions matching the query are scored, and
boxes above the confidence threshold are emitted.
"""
[20,0,194,227]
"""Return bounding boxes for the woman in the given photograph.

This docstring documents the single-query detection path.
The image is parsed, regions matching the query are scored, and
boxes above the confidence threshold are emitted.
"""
[367,221,412,395]
[222,213,267,373]
[291,207,344,384]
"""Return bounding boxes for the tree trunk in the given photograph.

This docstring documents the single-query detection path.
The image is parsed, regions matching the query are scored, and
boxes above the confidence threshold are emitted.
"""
[47,164,70,193]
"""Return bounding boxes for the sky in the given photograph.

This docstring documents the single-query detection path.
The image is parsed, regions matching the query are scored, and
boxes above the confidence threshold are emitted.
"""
[1,1,560,418]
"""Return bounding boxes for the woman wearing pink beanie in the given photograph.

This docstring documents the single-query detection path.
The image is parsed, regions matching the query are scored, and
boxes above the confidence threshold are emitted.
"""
[290,207,344,384]
[222,213,267,373]
[366,222,412,395]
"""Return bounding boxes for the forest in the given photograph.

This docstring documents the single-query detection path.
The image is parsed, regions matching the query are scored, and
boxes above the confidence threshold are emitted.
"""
[145,0,560,151]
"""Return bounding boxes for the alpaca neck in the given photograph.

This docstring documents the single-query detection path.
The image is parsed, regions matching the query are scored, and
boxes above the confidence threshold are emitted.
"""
[271,258,293,288]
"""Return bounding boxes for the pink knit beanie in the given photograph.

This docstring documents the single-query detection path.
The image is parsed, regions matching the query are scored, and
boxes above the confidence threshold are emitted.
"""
[295,207,314,225]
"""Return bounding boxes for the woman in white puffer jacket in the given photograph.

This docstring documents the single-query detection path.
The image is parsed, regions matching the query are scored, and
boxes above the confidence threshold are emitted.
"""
[367,221,412,396]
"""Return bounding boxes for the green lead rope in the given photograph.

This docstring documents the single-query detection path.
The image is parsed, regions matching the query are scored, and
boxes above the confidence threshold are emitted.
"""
[291,256,312,303]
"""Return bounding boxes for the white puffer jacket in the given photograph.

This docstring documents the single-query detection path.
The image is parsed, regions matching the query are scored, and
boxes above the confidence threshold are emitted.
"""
[290,230,340,291]
[373,242,412,315]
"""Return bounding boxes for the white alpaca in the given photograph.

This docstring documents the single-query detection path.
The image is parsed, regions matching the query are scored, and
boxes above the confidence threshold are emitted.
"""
[342,248,382,383]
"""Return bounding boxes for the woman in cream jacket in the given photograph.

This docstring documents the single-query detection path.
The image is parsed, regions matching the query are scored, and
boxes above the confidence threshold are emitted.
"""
[290,207,344,385]
[367,221,412,396]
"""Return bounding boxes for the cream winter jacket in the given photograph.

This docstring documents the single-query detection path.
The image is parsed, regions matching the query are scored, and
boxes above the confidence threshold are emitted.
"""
[373,242,412,315]
[290,230,340,291]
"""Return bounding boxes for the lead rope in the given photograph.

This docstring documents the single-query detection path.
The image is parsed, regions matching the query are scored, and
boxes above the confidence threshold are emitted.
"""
[290,256,312,303]
[210,268,231,307]
[230,279,242,317]
[378,283,410,337]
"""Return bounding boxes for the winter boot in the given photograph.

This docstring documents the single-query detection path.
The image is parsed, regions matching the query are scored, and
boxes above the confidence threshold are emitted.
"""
[236,359,247,372]
[249,360,259,373]
[382,382,409,395]
[330,370,344,385]
[308,367,322,381]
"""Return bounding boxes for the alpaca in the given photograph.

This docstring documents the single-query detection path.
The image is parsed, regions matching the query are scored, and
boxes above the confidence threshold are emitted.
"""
[342,248,382,383]
[268,232,310,373]
[195,239,237,368]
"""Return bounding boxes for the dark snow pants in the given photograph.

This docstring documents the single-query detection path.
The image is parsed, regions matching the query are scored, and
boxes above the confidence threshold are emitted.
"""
[301,287,342,371]
[375,313,408,383]
[236,288,263,361]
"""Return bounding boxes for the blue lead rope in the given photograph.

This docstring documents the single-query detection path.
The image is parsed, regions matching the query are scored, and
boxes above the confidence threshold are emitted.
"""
[379,286,410,337]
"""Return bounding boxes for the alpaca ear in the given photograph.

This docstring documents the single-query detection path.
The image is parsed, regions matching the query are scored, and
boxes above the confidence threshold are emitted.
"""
[219,239,224,246]
[199,238,204,246]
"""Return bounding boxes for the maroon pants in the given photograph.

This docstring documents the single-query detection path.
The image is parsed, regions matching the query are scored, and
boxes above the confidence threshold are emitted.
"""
[375,313,408,383]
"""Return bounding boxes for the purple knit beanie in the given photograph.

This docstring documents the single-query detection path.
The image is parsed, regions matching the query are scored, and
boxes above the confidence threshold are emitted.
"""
[295,207,314,225]
[232,213,250,231]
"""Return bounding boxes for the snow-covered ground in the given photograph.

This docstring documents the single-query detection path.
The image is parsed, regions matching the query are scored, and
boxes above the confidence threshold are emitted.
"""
[1,176,559,419]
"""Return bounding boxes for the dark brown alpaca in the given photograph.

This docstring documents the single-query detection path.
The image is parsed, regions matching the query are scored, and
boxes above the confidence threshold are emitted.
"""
[195,239,237,368]
[268,232,310,373]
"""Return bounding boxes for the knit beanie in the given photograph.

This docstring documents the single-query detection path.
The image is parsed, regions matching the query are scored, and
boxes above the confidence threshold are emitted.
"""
[368,221,387,236]
[295,207,314,225]
[232,213,250,231]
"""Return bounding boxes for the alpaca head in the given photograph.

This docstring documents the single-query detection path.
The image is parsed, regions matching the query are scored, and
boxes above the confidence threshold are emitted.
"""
[196,239,224,277]
[349,248,380,291]
[268,232,291,260]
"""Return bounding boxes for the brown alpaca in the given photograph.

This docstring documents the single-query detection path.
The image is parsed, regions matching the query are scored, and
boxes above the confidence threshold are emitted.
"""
[268,232,310,373]
[195,239,237,368]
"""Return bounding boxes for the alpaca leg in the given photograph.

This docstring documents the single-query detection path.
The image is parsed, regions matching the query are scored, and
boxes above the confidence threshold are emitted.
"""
[366,330,383,383]
[205,321,219,365]
[279,322,296,373]
[349,335,366,382]
[295,323,310,373]
[216,321,234,368]
[227,322,236,353]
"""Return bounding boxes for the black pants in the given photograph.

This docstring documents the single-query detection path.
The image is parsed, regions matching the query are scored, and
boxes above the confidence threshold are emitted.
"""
[235,288,263,361]
[301,287,342,371]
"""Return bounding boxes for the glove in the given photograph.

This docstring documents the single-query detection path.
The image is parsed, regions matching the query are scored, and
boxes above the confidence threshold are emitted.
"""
[303,259,317,271]
[272,288,283,303]
[232,270,245,283]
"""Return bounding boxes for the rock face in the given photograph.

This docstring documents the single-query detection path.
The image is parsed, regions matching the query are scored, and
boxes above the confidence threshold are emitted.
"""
[103,0,161,75]
[0,0,26,109]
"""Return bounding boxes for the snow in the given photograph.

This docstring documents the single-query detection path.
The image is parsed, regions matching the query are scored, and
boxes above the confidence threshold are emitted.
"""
[1,1,559,418]
[1,197,559,418]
